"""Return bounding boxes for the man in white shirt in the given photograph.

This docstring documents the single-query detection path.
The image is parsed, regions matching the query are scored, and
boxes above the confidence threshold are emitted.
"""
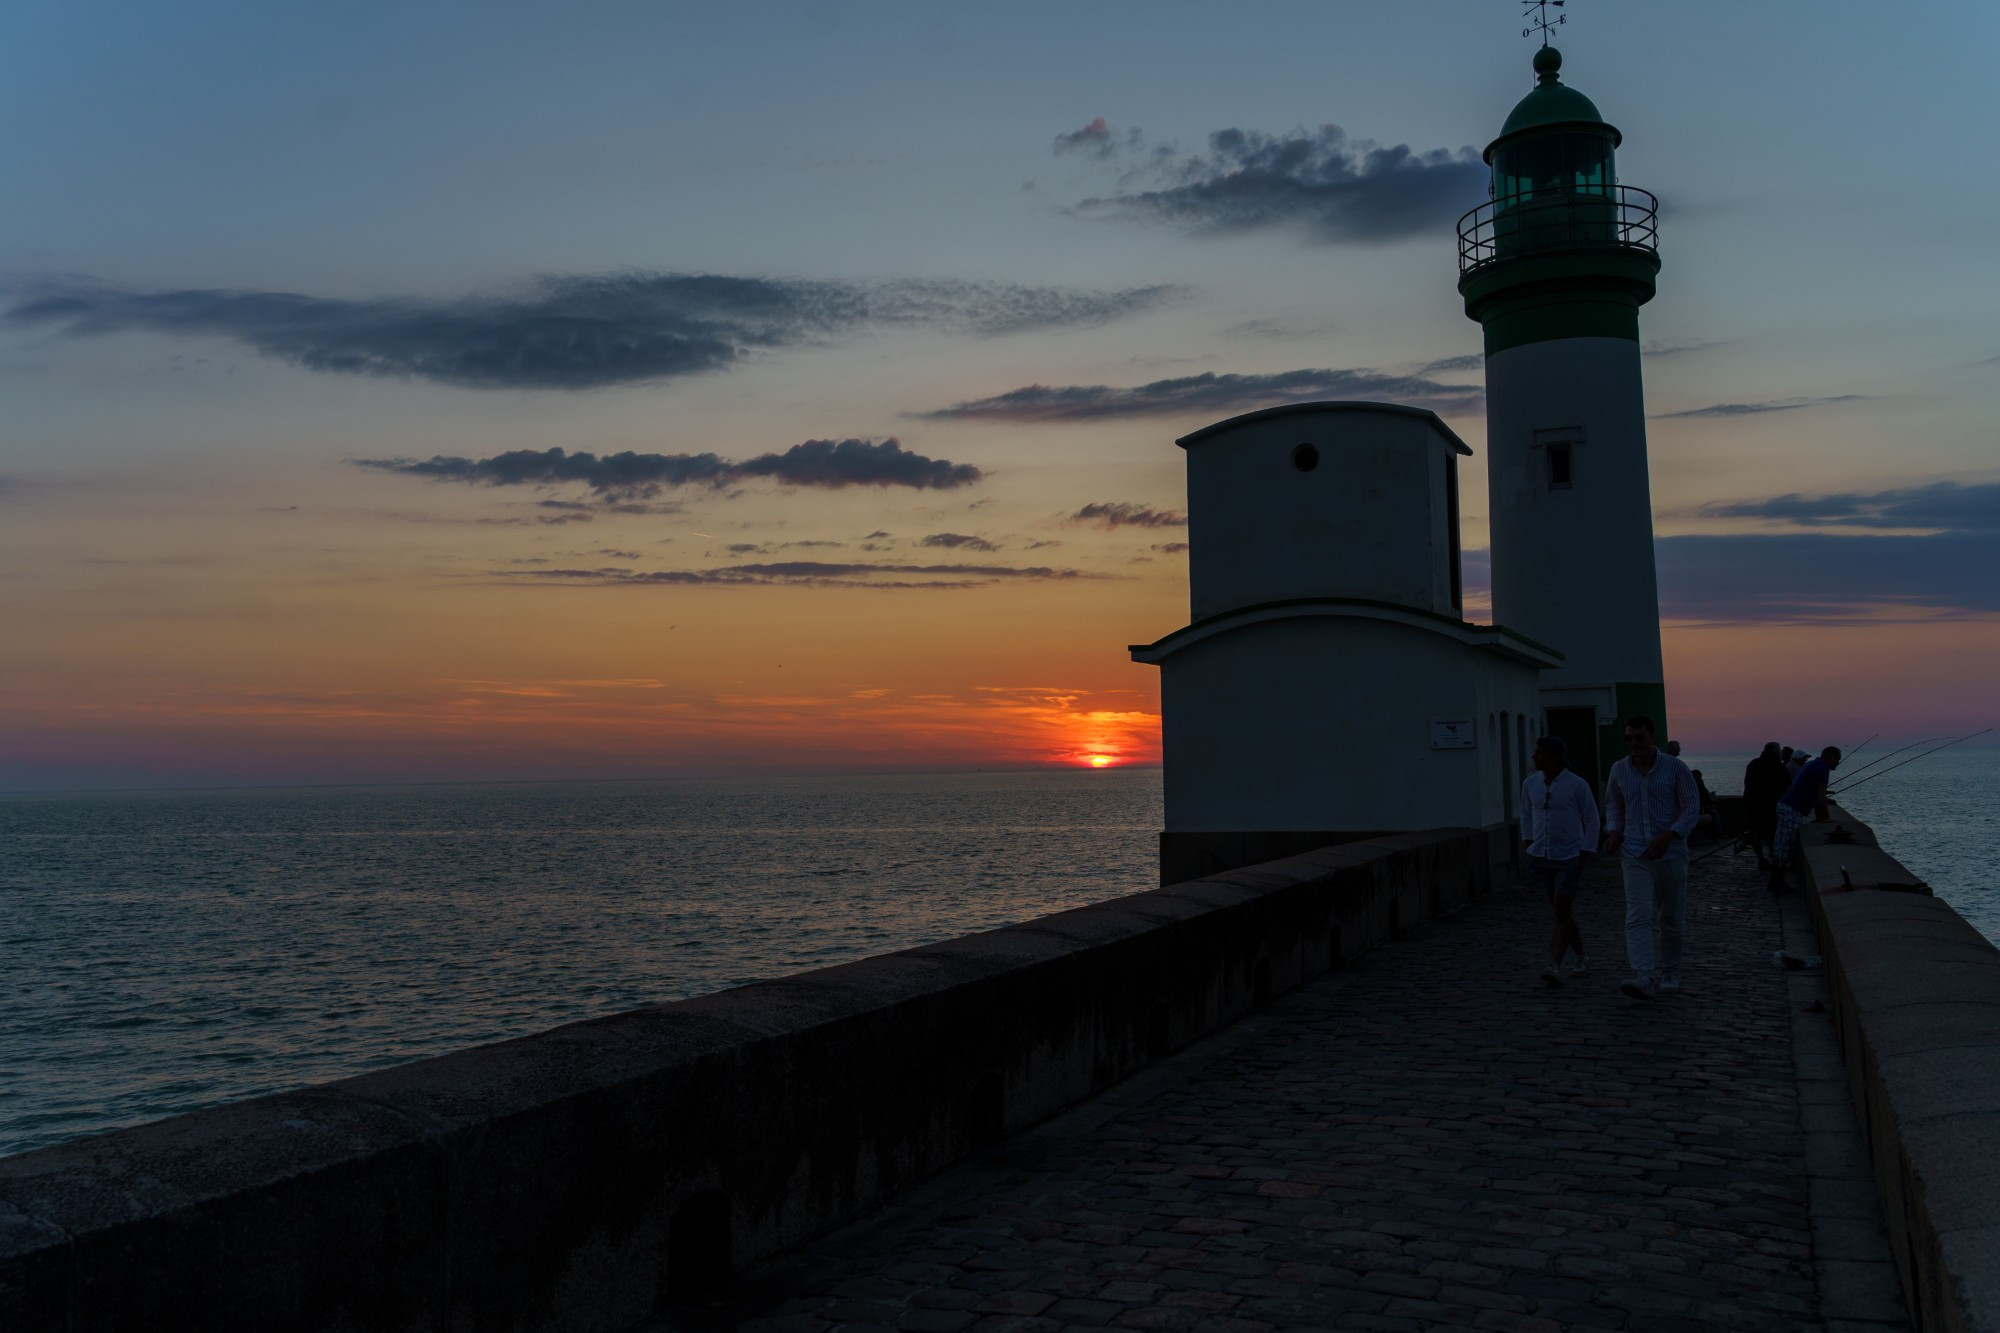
[1602,714,1701,999]
[1521,735,1601,986]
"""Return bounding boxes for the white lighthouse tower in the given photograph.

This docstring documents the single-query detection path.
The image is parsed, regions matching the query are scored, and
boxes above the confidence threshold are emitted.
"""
[1456,44,1666,782]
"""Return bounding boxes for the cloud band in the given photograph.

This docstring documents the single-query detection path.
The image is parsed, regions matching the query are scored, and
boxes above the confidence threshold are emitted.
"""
[355,438,982,498]
[922,368,1482,423]
[6,272,1180,392]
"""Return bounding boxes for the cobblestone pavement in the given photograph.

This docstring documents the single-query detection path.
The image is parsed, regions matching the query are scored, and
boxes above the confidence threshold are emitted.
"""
[679,842,1904,1333]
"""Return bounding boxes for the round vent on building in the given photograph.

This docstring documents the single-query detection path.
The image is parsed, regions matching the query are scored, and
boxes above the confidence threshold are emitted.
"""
[1291,443,1319,473]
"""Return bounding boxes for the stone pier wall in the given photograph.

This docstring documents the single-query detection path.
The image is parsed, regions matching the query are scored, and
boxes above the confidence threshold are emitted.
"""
[0,827,1505,1333]
[1796,805,2000,1333]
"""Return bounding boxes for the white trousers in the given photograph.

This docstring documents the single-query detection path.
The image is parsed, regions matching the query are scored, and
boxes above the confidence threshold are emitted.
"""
[1621,855,1689,980]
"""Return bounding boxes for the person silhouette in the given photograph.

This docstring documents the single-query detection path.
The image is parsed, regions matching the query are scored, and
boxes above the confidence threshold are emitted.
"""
[1521,735,1600,986]
[1602,715,1700,998]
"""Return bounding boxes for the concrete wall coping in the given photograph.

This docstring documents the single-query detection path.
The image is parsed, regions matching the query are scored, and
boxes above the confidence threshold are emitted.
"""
[1799,805,2000,1332]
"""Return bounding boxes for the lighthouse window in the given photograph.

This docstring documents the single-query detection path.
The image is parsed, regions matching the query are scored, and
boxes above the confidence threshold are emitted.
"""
[1291,443,1320,473]
[1548,444,1574,489]
[1493,133,1614,202]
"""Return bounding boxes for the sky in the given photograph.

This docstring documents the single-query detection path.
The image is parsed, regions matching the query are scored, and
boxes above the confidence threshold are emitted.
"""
[4,0,1998,790]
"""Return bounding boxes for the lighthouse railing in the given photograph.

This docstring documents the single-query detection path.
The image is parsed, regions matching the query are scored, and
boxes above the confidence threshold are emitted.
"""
[1456,184,1658,273]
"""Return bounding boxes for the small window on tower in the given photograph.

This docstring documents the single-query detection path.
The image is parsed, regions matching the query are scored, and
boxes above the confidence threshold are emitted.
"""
[1548,444,1573,490]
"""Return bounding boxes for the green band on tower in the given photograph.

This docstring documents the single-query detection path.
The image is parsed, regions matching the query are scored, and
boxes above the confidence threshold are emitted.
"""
[1461,250,1658,354]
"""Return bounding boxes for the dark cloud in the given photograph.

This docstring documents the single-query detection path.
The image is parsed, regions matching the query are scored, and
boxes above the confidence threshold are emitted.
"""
[1699,481,2000,534]
[1070,125,1483,243]
[354,438,981,500]
[729,561,1082,580]
[367,448,728,493]
[1152,541,1190,554]
[1052,117,1143,159]
[920,532,999,552]
[1643,339,1726,358]
[4,272,1180,392]
[1461,528,2000,626]
[921,367,1482,424]
[733,438,982,490]
[1656,532,2000,622]
[862,530,891,540]
[1072,502,1186,530]
[725,543,764,554]
[540,495,688,518]
[1415,354,1484,376]
[1656,395,1869,420]
[1460,546,1492,605]
[497,559,1098,590]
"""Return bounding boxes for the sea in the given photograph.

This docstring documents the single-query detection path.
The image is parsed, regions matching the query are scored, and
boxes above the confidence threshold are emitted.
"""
[1690,745,1997,934]
[0,769,1161,1157]
[3,755,1993,1159]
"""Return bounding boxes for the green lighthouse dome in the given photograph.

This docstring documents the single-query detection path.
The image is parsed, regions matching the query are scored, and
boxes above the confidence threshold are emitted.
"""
[1488,47,1621,158]
[1455,44,1660,355]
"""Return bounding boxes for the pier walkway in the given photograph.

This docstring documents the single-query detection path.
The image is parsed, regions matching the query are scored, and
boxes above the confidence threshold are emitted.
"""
[674,843,1909,1333]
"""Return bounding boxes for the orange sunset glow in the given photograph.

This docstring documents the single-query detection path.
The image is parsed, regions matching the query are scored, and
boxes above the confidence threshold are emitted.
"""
[4,6,1996,793]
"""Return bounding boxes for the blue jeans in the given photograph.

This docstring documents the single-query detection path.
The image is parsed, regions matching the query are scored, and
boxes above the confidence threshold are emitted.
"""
[1621,854,1688,979]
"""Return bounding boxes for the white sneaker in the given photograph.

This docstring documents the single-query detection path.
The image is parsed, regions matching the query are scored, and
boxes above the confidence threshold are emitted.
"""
[1659,973,1681,995]
[1541,966,1563,987]
[1620,976,1657,1000]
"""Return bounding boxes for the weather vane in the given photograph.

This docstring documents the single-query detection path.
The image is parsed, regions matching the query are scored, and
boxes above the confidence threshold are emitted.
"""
[1522,0,1566,45]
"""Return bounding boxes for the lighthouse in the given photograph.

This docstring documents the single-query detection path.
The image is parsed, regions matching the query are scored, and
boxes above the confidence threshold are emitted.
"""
[1457,45,1665,783]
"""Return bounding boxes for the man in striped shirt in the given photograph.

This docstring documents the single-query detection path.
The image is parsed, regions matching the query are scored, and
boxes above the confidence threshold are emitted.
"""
[1602,714,1701,999]
[1771,746,1842,892]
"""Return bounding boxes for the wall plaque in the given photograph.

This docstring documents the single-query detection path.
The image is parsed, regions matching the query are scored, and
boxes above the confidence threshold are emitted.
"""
[1430,718,1477,750]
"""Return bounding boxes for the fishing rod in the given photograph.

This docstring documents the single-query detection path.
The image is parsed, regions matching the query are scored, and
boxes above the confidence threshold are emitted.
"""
[1691,729,1982,865]
[1841,732,1880,766]
[1831,728,1992,798]
[1828,734,1950,786]
[1690,834,1745,864]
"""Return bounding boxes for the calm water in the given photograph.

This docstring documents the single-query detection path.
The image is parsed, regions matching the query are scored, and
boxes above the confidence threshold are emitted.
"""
[1690,746,1998,941]
[0,769,1162,1157]
[5,755,1993,1159]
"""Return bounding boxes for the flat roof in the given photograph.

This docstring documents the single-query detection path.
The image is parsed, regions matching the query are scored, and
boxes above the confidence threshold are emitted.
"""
[1176,400,1473,455]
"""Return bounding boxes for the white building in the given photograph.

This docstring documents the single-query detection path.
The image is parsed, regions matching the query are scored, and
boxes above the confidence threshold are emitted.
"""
[1131,403,1557,885]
